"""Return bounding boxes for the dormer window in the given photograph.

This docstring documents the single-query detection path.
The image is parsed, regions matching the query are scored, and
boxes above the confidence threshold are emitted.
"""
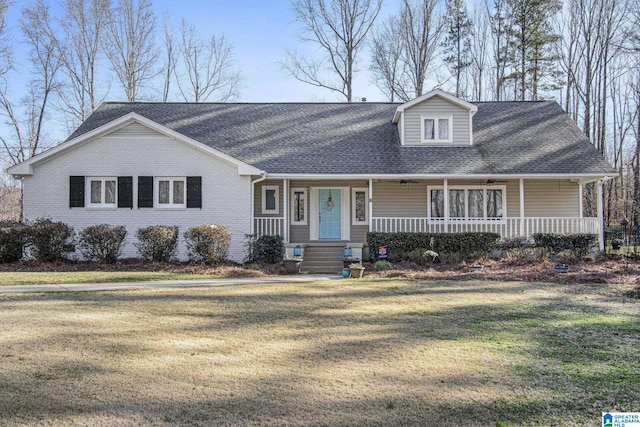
[422,116,452,143]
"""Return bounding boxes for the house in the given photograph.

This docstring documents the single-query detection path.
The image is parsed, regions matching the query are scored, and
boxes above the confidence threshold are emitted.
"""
[7,90,616,270]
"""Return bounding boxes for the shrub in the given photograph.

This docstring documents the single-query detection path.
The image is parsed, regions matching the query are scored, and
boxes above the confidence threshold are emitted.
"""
[135,225,179,261]
[252,235,284,264]
[533,233,597,258]
[0,222,26,263]
[374,260,394,271]
[24,219,74,262]
[77,224,127,263]
[367,232,500,263]
[184,224,231,264]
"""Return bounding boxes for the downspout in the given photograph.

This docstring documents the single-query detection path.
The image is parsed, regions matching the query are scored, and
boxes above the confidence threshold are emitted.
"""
[250,171,267,235]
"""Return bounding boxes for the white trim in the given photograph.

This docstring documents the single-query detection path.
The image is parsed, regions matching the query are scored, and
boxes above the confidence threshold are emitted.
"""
[519,179,525,236]
[262,185,279,215]
[266,173,615,182]
[428,184,508,221]
[351,187,369,225]
[469,110,474,146]
[392,89,478,123]
[579,184,583,218]
[7,112,262,176]
[400,113,405,145]
[283,179,289,242]
[597,181,604,250]
[290,187,307,225]
[368,179,373,232]
[154,177,186,209]
[420,115,453,143]
[86,176,117,209]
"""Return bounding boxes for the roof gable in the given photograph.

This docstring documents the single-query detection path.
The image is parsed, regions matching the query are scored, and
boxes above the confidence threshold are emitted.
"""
[392,89,478,123]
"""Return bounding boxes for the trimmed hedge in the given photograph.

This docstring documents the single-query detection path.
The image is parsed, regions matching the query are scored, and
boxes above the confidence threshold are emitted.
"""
[0,222,26,263]
[367,232,500,262]
[78,224,127,263]
[533,233,597,257]
[25,219,74,262]
[252,235,284,264]
[135,225,179,262]
[184,224,231,264]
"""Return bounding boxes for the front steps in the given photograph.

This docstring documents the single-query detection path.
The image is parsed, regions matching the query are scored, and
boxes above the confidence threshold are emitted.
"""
[300,244,346,274]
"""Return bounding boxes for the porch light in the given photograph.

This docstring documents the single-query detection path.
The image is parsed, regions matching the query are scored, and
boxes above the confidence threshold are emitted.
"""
[400,180,407,186]
[486,179,495,186]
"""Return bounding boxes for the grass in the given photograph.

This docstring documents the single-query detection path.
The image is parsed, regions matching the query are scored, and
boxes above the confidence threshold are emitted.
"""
[0,271,220,286]
[0,278,638,426]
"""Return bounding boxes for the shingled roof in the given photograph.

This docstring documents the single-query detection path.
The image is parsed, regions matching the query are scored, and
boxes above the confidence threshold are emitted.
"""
[68,100,616,176]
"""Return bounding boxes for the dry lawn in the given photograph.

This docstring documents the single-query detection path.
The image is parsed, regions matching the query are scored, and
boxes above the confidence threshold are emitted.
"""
[0,279,638,426]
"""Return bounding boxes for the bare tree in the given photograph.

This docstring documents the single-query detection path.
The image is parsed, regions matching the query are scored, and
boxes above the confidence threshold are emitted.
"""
[469,3,492,101]
[104,0,157,101]
[282,0,382,102]
[161,15,177,102]
[56,0,111,128]
[370,14,405,102]
[174,20,242,102]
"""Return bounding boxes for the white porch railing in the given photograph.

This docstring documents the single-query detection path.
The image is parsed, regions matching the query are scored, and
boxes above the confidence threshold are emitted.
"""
[254,217,284,237]
[371,217,599,240]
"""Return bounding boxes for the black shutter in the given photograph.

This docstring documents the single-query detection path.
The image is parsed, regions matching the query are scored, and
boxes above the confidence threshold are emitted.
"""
[117,176,133,208]
[69,176,85,207]
[138,176,153,208]
[186,176,202,208]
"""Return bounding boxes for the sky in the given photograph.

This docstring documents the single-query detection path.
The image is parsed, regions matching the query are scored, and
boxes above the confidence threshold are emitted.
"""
[4,0,396,103]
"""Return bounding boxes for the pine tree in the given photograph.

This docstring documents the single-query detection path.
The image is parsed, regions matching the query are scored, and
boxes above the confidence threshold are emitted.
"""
[442,0,473,98]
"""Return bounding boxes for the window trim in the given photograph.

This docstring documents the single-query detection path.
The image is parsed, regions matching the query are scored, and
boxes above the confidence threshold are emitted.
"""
[154,177,187,209]
[290,187,307,225]
[421,115,453,143]
[427,185,507,220]
[86,177,117,209]
[351,187,369,225]
[262,185,280,215]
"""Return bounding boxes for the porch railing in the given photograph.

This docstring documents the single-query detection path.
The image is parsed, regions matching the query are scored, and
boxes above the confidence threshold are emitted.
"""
[254,217,284,237]
[371,217,599,239]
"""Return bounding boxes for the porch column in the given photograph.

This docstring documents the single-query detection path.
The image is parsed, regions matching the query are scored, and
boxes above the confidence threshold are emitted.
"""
[579,184,584,218]
[368,179,373,233]
[443,179,449,233]
[283,179,289,242]
[519,179,525,237]
[597,180,604,251]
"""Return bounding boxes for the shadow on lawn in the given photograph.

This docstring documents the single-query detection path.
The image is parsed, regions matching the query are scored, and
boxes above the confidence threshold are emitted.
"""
[0,280,638,426]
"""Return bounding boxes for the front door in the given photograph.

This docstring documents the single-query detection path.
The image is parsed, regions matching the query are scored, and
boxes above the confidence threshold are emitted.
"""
[318,189,341,239]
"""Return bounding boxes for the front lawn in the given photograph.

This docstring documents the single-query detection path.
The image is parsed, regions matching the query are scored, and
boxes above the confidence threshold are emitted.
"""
[0,279,638,426]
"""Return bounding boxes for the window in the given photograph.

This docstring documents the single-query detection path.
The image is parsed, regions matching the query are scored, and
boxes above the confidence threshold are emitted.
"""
[262,185,279,214]
[87,177,117,208]
[421,116,452,143]
[291,188,307,225]
[155,177,186,208]
[351,188,368,225]
[428,186,505,220]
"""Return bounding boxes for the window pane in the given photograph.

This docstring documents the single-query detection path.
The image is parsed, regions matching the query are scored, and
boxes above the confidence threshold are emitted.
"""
[430,189,444,217]
[173,180,184,204]
[159,181,170,204]
[355,191,366,222]
[449,189,465,218]
[294,192,305,222]
[438,119,449,140]
[105,180,116,204]
[468,190,483,218]
[487,189,503,218]
[424,119,435,140]
[90,180,102,204]
[265,189,276,211]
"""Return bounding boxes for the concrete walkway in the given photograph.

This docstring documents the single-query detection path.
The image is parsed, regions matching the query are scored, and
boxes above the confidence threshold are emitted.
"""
[0,274,340,294]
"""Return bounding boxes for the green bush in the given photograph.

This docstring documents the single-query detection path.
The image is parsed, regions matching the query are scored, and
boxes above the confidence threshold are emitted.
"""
[252,235,284,264]
[184,224,231,264]
[24,219,74,262]
[374,260,394,271]
[0,222,26,263]
[135,225,179,262]
[78,224,127,263]
[367,232,500,262]
[533,233,597,258]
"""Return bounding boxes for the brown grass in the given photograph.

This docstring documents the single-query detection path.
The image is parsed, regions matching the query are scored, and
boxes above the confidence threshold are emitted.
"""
[1,278,638,426]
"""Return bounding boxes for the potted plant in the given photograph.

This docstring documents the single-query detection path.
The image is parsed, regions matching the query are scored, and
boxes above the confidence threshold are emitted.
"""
[342,268,351,278]
[611,238,623,250]
[349,262,365,278]
[283,257,303,274]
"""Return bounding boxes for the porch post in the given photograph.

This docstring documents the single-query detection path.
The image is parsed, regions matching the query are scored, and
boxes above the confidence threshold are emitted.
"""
[444,178,449,233]
[579,184,584,218]
[597,180,604,251]
[283,179,289,243]
[368,179,373,233]
[519,179,525,237]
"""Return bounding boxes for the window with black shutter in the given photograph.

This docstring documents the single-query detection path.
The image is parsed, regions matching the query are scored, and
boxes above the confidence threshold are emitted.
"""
[186,176,202,208]
[118,176,133,208]
[69,176,85,207]
[138,176,153,208]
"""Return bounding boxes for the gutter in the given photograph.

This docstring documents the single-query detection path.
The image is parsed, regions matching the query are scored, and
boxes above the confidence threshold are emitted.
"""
[250,171,267,235]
